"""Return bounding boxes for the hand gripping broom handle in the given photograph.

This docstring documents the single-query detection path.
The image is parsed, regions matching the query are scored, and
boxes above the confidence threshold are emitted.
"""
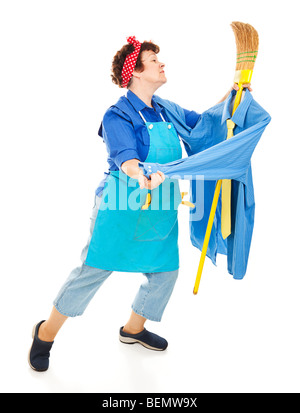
[193,69,253,295]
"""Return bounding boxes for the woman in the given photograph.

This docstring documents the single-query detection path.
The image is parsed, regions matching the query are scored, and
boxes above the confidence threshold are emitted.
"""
[29,36,251,372]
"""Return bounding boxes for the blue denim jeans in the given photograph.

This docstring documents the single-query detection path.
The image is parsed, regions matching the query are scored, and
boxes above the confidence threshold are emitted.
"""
[53,196,179,321]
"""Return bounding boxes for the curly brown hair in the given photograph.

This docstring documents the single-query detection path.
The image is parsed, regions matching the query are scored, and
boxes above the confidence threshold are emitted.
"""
[111,41,160,88]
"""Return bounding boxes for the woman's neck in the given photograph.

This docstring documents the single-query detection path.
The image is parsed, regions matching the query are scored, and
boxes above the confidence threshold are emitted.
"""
[128,85,156,108]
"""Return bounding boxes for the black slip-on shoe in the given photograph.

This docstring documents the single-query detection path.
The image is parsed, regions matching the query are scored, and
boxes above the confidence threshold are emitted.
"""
[28,320,54,372]
[119,327,168,351]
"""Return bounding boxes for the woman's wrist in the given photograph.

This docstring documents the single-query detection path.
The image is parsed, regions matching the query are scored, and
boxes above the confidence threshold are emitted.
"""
[121,159,143,180]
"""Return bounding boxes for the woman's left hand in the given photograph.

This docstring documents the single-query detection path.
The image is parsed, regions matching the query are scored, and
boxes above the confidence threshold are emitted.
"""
[218,83,253,104]
[232,83,252,92]
[149,171,165,189]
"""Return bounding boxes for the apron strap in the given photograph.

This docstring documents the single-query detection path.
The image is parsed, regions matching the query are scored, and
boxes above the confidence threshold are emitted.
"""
[159,113,166,122]
[138,111,147,123]
[138,111,166,124]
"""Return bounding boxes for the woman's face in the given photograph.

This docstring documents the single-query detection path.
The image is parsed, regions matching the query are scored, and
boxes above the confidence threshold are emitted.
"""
[134,50,167,87]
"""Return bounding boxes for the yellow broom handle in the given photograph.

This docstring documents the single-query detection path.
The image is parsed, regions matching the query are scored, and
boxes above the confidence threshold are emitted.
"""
[193,180,222,294]
[232,83,243,114]
[193,74,251,294]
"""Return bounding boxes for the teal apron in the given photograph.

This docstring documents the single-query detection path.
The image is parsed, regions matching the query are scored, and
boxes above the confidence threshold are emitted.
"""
[85,111,182,273]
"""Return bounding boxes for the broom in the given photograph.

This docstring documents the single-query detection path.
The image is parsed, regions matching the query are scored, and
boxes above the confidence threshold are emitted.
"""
[193,22,259,295]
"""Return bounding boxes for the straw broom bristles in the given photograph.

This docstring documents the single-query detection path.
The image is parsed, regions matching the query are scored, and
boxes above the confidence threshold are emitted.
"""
[231,22,259,71]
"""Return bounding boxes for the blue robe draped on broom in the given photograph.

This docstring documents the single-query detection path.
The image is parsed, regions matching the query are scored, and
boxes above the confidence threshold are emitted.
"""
[139,89,271,279]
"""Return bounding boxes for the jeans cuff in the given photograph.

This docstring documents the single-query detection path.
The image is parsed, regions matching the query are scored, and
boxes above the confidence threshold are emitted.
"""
[131,305,162,322]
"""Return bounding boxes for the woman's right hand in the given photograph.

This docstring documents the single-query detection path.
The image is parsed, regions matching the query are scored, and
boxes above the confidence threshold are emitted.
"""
[121,159,165,190]
[138,170,165,190]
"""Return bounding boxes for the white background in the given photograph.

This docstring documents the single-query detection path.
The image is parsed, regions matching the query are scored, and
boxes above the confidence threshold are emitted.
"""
[1,0,299,393]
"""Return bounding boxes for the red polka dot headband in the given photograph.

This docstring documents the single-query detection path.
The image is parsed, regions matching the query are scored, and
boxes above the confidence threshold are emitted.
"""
[121,36,142,88]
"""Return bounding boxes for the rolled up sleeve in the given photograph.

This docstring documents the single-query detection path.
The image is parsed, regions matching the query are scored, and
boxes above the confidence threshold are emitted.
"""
[101,109,140,169]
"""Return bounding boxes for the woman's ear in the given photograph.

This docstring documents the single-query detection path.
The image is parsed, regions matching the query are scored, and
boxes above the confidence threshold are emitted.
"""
[132,69,141,79]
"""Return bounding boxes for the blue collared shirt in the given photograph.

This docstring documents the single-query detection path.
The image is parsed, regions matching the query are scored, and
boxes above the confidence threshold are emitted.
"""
[96,90,200,196]
[138,90,271,279]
